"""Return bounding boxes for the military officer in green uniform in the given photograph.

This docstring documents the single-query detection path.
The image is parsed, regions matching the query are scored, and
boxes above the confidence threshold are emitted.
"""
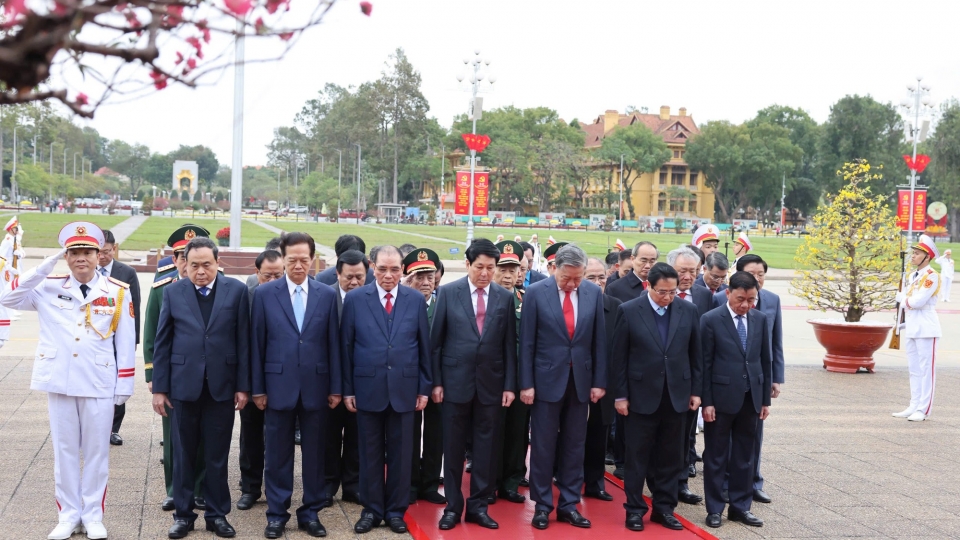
[492,240,529,503]
[402,248,446,505]
[143,225,208,511]
[153,224,209,277]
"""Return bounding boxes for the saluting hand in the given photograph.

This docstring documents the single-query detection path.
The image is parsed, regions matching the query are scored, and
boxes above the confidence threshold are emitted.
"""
[328,395,341,409]
[432,387,444,403]
[234,392,249,411]
[520,388,535,405]
[590,388,605,403]
[152,393,172,417]
[502,391,515,407]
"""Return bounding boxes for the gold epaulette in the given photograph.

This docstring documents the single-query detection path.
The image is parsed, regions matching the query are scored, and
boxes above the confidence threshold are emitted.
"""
[152,276,174,289]
[46,274,69,279]
[157,263,175,273]
[107,276,130,289]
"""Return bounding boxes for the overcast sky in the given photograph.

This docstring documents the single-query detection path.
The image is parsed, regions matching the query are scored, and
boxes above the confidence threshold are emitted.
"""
[75,0,960,167]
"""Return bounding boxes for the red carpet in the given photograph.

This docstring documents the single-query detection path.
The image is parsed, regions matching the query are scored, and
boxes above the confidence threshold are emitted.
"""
[405,470,717,540]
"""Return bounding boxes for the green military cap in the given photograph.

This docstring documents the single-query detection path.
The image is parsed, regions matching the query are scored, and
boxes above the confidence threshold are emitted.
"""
[403,248,440,276]
[167,224,210,253]
[542,242,569,265]
[495,240,523,266]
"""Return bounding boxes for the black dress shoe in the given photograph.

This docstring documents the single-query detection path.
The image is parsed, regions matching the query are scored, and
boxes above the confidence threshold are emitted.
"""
[465,459,473,473]
[193,496,207,510]
[387,517,407,534]
[584,489,614,501]
[485,494,497,505]
[625,512,644,531]
[419,491,446,504]
[498,490,525,503]
[205,518,236,537]
[678,488,702,505]
[294,429,301,445]
[161,497,175,511]
[438,511,459,530]
[728,509,763,527]
[557,509,591,528]
[694,452,702,462]
[341,491,360,504]
[519,477,529,487]
[721,489,729,503]
[651,512,684,530]
[236,493,258,510]
[298,520,327,537]
[466,511,499,529]
[687,464,697,478]
[753,489,772,503]
[354,512,381,534]
[613,467,625,480]
[531,509,549,530]
[168,519,194,539]
[160,439,164,446]
[705,513,722,528]
[264,520,284,539]
[605,452,615,465]
[110,433,123,446]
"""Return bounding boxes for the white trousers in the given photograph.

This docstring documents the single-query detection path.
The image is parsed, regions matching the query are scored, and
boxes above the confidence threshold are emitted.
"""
[940,277,953,301]
[905,338,938,415]
[48,393,113,525]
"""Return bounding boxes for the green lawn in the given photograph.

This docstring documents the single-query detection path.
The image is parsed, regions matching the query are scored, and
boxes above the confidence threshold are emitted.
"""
[121,217,276,250]
[5,212,129,248]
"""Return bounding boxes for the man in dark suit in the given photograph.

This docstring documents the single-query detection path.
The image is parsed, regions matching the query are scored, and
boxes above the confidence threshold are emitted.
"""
[251,233,340,538]
[607,249,634,286]
[98,229,141,446]
[581,257,620,502]
[519,244,606,530]
[520,241,546,288]
[431,239,517,531]
[700,272,771,529]
[244,238,282,289]
[341,245,432,535]
[612,263,702,532]
[315,234,375,285]
[324,249,367,506]
[237,250,285,512]
[696,252,729,294]
[152,237,251,539]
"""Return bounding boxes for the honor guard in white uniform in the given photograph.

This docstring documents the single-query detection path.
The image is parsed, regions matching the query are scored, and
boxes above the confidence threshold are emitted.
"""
[893,234,941,422]
[0,217,24,320]
[0,222,135,540]
[692,224,720,258]
[732,232,752,268]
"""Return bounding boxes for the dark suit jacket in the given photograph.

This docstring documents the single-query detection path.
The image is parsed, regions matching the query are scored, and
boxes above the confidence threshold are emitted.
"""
[699,306,771,415]
[110,260,141,344]
[606,271,647,304]
[153,277,251,402]
[518,277,607,403]
[430,278,517,405]
[686,284,716,318]
[316,266,375,286]
[612,293,702,414]
[340,283,432,413]
[598,294,622,424]
[526,270,547,286]
[711,289,782,383]
[251,278,341,411]
[695,274,727,294]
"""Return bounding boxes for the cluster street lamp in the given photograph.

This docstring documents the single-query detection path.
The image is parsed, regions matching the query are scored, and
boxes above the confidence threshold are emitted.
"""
[899,76,935,247]
[456,49,496,245]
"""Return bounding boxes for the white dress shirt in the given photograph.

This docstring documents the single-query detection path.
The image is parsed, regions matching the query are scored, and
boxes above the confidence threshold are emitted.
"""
[469,280,491,316]
[727,303,747,333]
[678,289,694,303]
[286,275,308,301]
[97,259,114,277]
[195,276,217,292]
[557,286,579,323]
[648,293,666,314]
[339,286,348,301]
[376,282,396,308]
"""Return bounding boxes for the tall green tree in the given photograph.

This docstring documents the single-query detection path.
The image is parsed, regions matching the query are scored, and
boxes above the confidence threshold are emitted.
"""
[684,121,748,221]
[595,123,671,219]
[929,100,960,237]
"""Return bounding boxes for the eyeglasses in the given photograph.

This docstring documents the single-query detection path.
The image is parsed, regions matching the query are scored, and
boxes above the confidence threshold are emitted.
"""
[652,288,678,296]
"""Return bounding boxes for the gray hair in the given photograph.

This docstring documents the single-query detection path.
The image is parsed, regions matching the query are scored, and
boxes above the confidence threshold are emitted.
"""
[632,240,659,258]
[667,246,700,267]
[184,237,218,260]
[373,245,402,264]
[555,244,588,269]
[586,257,608,270]
[704,252,729,271]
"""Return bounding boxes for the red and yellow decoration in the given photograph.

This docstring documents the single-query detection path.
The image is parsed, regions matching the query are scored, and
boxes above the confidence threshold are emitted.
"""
[461,133,491,153]
[58,221,104,250]
[903,154,931,173]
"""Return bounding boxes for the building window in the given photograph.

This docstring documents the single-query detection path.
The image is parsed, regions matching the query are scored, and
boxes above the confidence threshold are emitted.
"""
[680,150,685,159]
[658,192,667,212]
[659,170,667,185]
[673,150,681,159]
[690,171,699,187]
[689,194,697,214]
[670,197,684,212]
[672,167,686,186]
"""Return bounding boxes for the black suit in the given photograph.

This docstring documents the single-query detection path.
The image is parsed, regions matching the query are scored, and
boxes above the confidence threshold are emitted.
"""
[695,274,727,294]
[153,276,250,523]
[106,260,141,435]
[238,281,265,500]
[431,278,517,517]
[612,294,702,516]
[699,305,771,515]
[315,265,375,286]
[680,285,715,484]
[324,288,360,502]
[605,271,647,467]
[582,293,620,494]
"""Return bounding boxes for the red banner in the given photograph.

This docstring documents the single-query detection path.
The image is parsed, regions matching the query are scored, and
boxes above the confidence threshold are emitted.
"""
[897,189,927,231]
[453,171,491,216]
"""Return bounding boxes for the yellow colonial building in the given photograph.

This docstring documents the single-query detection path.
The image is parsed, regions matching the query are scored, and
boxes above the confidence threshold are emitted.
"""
[579,106,715,222]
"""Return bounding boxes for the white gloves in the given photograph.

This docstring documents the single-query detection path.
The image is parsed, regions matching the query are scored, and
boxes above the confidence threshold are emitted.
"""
[895,291,905,304]
[13,249,24,259]
[114,395,130,406]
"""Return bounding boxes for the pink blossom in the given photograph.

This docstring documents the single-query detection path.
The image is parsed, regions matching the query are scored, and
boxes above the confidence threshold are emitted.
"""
[279,32,293,41]
[201,26,211,43]
[3,0,28,20]
[360,1,372,16]
[76,93,88,106]
[254,17,266,34]
[187,58,197,69]
[186,36,203,53]
[223,0,253,16]
[175,51,184,64]
[266,0,289,15]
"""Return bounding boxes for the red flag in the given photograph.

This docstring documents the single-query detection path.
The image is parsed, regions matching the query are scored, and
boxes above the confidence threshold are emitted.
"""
[462,133,491,153]
[903,154,931,173]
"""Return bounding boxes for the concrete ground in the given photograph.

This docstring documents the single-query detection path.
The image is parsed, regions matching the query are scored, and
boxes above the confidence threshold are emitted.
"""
[2,258,958,539]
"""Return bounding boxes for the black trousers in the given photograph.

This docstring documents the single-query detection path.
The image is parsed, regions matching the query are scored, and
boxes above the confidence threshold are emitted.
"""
[171,382,236,522]
[623,390,685,516]
[723,417,765,492]
[112,404,125,434]
[238,403,264,497]
[442,398,501,516]
[582,401,609,493]
[264,401,325,524]
[411,399,443,497]
[324,401,360,501]
[529,373,588,514]
[703,391,758,515]
[613,414,626,467]
[496,398,529,493]
[356,405,414,520]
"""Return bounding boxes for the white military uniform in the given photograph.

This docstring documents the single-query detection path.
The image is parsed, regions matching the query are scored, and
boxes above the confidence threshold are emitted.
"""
[935,253,954,302]
[0,218,24,321]
[0,230,135,534]
[900,265,941,419]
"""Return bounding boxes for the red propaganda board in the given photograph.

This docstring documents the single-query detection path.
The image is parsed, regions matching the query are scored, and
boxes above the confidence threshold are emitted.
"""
[897,189,927,231]
[454,171,491,216]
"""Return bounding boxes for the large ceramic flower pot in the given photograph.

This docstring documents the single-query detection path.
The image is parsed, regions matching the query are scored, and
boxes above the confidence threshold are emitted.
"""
[808,319,893,373]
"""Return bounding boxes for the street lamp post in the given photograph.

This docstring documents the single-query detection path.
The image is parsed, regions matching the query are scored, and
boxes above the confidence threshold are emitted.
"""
[12,126,18,203]
[336,149,342,216]
[439,143,445,223]
[899,76,935,247]
[73,152,80,182]
[356,144,362,221]
[619,154,624,224]
[63,148,67,174]
[456,49,496,245]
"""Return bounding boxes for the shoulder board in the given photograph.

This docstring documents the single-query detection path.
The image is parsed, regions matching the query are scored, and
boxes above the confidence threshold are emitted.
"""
[46,274,69,279]
[157,263,175,273]
[107,276,130,289]
[152,276,174,289]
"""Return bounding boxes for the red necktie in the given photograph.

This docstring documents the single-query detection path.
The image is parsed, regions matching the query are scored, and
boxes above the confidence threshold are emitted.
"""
[476,288,486,335]
[641,280,648,290]
[563,291,575,339]
[384,292,393,314]
[679,291,688,300]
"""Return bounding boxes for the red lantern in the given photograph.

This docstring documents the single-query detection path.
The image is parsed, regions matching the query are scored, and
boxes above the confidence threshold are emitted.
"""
[462,133,491,153]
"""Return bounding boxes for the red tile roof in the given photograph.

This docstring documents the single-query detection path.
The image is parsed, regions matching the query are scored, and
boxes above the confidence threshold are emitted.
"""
[580,110,700,148]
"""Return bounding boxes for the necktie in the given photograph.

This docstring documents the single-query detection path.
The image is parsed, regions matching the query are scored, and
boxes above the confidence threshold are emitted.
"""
[656,306,666,316]
[199,286,210,297]
[80,284,90,298]
[562,291,575,339]
[99,267,108,277]
[736,315,747,352]
[384,292,393,314]
[293,285,304,331]
[679,291,687,300]
[476,288,486,335]
[641,280,648,290]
